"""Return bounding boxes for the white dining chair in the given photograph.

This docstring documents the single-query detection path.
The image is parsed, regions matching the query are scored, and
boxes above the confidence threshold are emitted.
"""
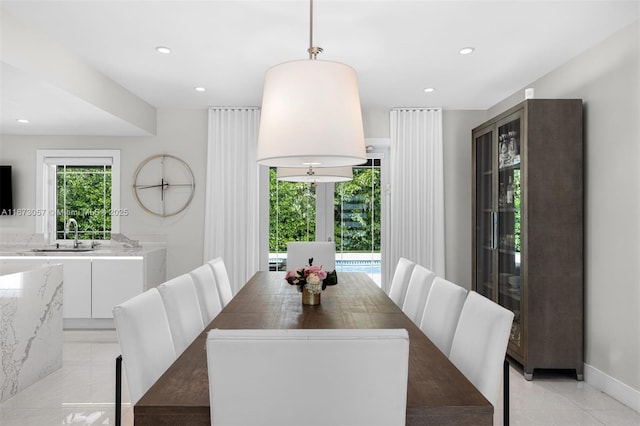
[286,241,336,272]
[189,264,223,325]
[388,257,416,308]
[419,277,468,356]
[157,273,205,355]
[207,257,234,307]
[206,328,409,426]
[448,291,514,406]
[113,288,177,406]
[401,264,436,325]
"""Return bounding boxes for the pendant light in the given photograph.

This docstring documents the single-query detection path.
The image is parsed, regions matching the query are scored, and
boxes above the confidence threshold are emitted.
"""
[277,166,353,183]
[256,0,366,168]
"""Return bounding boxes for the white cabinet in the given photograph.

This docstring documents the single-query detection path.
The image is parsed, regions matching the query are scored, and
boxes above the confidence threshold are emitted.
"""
[49,257,92,318]
[0,258,48,270]
[91,257,144,318]
[1,250,164,323]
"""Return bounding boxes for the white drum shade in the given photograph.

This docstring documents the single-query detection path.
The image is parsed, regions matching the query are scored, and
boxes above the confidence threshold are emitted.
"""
[277,166,353,183]
[257,59,366,167]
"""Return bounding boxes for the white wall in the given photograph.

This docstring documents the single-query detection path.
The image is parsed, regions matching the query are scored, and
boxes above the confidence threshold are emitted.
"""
[0,108,208,280]
[488,21,640,397]
[442,110,487,288]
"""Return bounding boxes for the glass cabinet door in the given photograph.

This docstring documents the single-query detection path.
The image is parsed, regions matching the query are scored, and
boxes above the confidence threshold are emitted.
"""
[474,128,495,300]
[496,113,523,352]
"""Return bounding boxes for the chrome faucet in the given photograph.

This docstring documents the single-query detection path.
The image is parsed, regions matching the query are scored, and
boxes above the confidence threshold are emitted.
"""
[65,218,79,248]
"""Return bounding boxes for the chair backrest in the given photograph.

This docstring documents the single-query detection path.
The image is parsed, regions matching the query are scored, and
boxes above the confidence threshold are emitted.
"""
[286,241,336,272]
[157,274,205,355]
[113,288,176,404]
[388,257,416,307]
[401,264,436,325]
[206,328,410,426]
[207,257,234,306]
[419,277,468,356]
[448,291,514,405]
[189,264,223,325]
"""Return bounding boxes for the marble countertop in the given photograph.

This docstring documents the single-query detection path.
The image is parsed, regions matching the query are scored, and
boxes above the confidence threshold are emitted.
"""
[0,233,166,258]
[0,246,165,257]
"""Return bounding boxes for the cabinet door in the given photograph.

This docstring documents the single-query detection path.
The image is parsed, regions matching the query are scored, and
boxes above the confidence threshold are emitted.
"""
[496,111,524,354]
[473,127,496,300]
[0,258,49,271]
[91,258,144,318]
[52,258,92,318]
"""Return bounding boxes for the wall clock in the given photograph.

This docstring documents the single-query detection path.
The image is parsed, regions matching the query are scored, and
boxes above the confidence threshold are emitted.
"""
[132,154,195,217]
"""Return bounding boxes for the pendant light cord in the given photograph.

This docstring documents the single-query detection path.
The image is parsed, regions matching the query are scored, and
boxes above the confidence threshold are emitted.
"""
[308,0,323,60]
[309,0,313,59]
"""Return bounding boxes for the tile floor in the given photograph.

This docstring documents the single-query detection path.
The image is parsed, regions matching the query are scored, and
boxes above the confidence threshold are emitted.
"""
[1,330,638,425]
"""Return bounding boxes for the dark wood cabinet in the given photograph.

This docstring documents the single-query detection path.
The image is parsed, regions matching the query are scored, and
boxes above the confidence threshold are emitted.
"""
[472,99,584,380]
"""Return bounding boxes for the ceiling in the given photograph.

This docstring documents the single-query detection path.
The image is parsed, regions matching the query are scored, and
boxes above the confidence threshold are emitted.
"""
[1,0,638,136]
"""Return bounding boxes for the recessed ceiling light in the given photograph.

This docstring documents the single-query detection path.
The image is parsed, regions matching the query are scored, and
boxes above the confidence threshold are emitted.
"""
[194,87,206,92]
[155,46,171,54]
[423,88,435,93]
[16,119,29,124]
[459,47,475,55]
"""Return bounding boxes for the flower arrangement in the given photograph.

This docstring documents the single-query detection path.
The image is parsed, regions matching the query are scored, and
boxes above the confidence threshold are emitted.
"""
[285,257,338,294]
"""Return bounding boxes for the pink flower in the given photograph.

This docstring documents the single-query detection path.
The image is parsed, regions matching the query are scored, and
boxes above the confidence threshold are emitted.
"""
[285,264,334,290]
[285,270,297,280]
[306,265,322,275]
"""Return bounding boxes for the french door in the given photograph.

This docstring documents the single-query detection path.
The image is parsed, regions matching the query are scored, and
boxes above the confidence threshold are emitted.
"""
[269,157,385,285]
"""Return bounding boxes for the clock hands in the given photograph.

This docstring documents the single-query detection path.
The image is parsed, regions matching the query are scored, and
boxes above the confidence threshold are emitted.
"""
[134,179,193,203]
[135,182,170,190]
[135,182,194,190]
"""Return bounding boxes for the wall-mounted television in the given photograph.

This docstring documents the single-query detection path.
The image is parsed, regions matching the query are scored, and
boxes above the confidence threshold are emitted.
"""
[0,165,14,215]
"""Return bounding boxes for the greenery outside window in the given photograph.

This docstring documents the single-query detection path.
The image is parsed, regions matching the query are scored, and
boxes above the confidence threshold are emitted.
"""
[37,150,121,244]
[335,159,381,253]
[55,165,112,240]
[269,168,317,252]
[269,159,382,284]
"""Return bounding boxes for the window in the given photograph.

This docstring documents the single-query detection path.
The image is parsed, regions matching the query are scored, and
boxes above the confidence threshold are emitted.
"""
[334,159,382,283]
[269,169,317,269]
[268,158,385,285]
[37,150,121,243]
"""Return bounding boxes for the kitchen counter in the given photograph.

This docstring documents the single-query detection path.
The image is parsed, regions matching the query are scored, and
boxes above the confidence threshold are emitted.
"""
[0,244,166,257]
[0,237,166,328]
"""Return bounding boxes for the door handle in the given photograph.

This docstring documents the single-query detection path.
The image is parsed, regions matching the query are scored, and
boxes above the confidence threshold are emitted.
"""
[491,211,498,250]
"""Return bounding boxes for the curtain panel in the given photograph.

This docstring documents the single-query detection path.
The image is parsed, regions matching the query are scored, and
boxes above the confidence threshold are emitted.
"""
[385,108,445,288]
[204,107,261,294]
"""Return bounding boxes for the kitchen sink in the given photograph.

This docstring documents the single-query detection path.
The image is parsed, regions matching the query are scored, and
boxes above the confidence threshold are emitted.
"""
[30,247,94,253]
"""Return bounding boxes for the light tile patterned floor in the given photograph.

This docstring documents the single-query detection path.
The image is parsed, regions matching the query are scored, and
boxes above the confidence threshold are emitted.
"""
[1,330,638,425]
[0,330,133,426]
[495,365,640,425]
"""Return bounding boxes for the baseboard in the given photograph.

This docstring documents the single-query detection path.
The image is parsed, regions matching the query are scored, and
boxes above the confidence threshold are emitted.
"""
[64,318,115,329]
[584,363,640,412]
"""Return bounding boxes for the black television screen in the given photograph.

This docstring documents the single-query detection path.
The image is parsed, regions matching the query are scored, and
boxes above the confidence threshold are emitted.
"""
[0,165,14,215]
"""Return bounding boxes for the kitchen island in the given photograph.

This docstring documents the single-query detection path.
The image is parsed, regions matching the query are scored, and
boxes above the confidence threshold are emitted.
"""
[0,235,166,328]
[0,262,63,403]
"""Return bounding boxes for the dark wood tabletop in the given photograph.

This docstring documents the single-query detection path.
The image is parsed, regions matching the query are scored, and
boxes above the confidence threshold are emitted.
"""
[134,271,492,425]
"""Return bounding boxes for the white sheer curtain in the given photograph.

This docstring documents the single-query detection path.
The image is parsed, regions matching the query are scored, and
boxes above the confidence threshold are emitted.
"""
[204,107,261,295]
[384,108,445,289]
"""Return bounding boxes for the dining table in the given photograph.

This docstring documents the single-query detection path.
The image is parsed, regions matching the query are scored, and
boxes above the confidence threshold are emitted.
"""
[134,271,493,425]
